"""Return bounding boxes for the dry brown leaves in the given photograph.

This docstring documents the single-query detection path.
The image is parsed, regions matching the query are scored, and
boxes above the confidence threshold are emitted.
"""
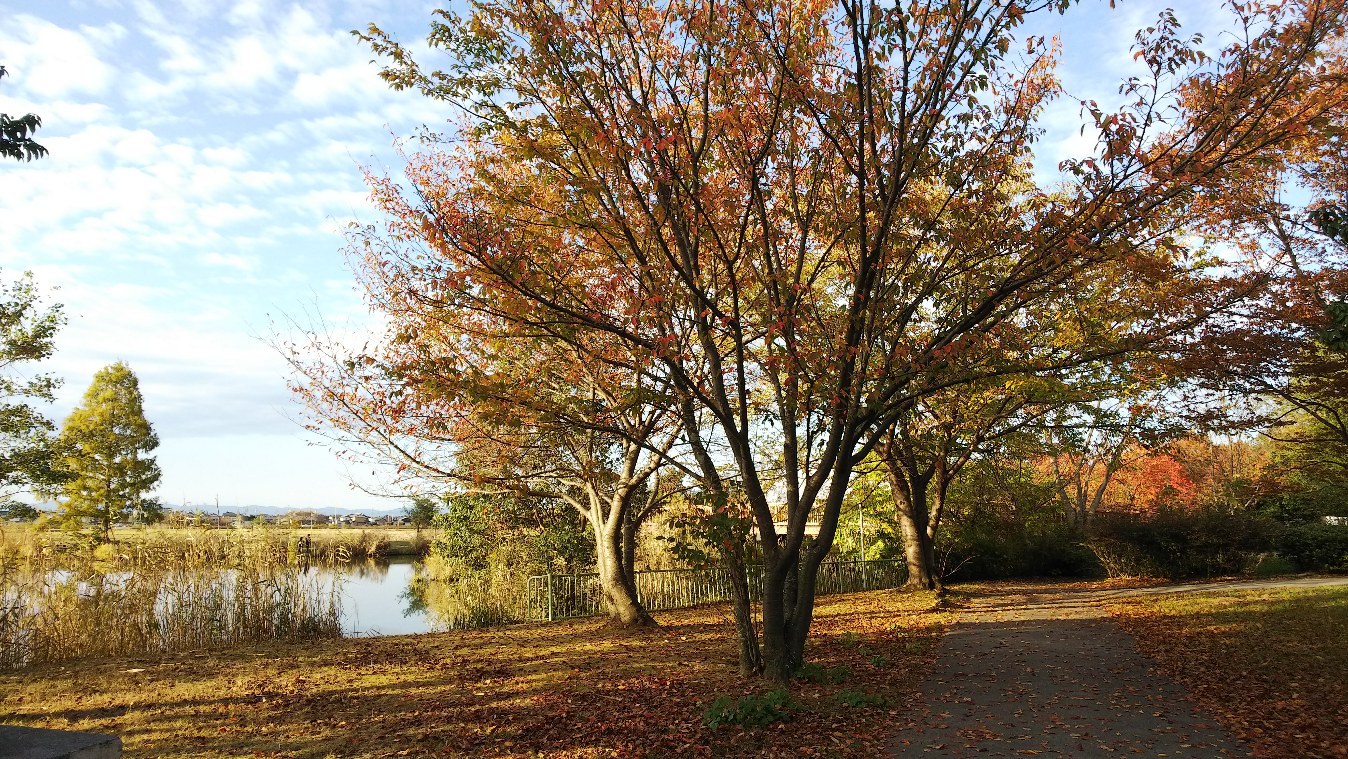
[0,589,950,758]
[1110,584,1348,759]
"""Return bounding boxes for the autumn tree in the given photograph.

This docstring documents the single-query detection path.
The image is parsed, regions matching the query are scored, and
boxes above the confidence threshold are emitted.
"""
[1172,30,1348,474]
[1042,388,1206,525]
[350,0,1348,682]
[287,286,681,626]
[875,375,1073,589]
[47,362,161,540]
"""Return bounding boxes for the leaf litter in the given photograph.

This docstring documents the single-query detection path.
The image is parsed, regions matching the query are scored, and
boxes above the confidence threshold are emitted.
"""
[0,589,951,758]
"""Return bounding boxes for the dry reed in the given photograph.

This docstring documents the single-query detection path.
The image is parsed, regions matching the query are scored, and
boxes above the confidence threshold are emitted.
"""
[0,533,343,669]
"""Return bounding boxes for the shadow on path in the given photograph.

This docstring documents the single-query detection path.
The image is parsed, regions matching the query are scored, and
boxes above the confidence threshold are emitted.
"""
[887,576,1348,757]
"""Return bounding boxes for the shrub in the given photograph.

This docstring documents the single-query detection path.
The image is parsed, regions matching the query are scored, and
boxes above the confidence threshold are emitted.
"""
[1275,522,1348,571]
[703,689,795,729]
[928,456,1102,581]
[1251,553,1299,578]
[1086,509,1276,579]
[937,518,1100,581]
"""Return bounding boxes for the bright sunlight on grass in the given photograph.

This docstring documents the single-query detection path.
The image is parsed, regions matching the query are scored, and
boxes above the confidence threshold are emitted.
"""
[1110,584,1348,759]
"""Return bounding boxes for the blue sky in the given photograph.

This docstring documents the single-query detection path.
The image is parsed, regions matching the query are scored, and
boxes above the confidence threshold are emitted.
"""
[0,0,1227,511]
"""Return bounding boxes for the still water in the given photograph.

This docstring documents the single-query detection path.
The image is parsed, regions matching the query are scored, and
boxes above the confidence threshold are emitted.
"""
[321,558,440,637]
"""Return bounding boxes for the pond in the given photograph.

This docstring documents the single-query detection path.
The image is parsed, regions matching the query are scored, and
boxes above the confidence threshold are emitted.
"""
[320,558,443,637]
[0,557,496,668]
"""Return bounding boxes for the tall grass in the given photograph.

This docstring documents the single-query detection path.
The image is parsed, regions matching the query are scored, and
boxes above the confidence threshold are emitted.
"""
[0,524,430,569]
[0,542,342,669]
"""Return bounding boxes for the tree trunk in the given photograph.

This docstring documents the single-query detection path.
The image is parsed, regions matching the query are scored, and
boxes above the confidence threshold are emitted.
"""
[589,495,656,627]
[724,551,763,676]
[896,506,938,589]
[760,563,793,685]
[884,459,940,589]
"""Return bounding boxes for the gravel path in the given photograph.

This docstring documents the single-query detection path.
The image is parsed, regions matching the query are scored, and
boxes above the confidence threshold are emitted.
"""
[891,577,1348,757]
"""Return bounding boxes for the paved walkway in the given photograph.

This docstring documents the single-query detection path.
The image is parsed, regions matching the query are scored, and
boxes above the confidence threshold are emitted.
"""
[892,577,1348,758]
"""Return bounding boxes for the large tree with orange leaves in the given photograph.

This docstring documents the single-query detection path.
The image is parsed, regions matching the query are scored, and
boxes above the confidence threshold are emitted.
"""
[306,0,1348,683]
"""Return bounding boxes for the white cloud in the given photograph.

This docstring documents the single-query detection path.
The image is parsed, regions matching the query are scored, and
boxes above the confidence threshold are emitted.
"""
[200,145,249,166]
[291,59,388,108]
[0,15,119,99]
[2,0,472,507]
[209,35,282,90]
[38,100,112,125]
[200,251,259,271]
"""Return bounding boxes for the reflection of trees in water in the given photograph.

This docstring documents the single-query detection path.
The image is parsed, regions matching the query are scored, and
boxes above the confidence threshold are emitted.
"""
[341,560,393,581]
[400,561,522,629]
[401,571,429,616]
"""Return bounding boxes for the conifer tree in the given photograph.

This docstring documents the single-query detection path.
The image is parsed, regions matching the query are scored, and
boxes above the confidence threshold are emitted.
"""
[50,362,161,539]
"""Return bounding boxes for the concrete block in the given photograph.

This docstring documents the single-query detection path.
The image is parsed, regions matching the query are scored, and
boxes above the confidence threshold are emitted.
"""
[0,725,121,759]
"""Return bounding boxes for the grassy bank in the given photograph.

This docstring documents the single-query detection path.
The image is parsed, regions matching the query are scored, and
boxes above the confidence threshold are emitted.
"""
[0,589,949,758]
[0,524,433,567]
[1110,583,1348,759]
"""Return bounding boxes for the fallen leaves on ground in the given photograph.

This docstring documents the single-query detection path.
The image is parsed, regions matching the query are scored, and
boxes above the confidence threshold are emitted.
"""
[0,589,951,758]
[1109,583,1348,759]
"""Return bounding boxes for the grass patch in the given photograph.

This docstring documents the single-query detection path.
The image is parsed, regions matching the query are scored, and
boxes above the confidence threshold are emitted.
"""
[0,588,951,758]
[833,689,887,709]
[1110,583,1348,759]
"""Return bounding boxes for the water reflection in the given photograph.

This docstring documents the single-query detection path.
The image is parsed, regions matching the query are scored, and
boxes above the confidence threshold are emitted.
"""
[319,558,441,637]
[14,558,486,640]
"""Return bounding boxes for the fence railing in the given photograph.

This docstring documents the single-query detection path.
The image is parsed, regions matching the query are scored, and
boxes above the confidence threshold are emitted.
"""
[525,559,907,622]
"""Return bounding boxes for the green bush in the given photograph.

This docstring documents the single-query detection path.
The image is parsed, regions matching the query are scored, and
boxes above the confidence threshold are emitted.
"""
[937,518,1100,581]
[928,456,1101,581]
[1275,522,1348,571]
[1251,553,1299,578]
[1086,509,1276,579]
[703,689,795,729]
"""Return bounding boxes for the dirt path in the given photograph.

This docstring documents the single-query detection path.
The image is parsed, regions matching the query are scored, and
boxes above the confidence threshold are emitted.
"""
[891,577,1348,757]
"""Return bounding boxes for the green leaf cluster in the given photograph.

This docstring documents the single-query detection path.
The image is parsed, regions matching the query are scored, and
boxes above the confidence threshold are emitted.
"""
[0,270,65,500]
[0,66,47,162]
[703,689,795,730]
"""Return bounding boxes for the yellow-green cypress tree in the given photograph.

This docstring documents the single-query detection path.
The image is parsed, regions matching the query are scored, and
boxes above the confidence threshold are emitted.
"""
[50,362,161,541]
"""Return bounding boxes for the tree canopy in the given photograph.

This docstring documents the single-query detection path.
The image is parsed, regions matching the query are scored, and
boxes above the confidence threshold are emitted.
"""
[0,270,66,507]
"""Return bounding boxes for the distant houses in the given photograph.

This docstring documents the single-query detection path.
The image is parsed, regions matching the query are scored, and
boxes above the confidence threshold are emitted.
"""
[157,509,410,528]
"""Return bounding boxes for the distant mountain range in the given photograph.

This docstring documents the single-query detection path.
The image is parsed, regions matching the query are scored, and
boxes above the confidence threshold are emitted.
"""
[180,505,408,517]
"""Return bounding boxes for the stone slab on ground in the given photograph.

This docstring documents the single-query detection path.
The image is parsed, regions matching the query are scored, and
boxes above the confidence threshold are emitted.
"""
[892,582,1260,758]
[0,725,121,759]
